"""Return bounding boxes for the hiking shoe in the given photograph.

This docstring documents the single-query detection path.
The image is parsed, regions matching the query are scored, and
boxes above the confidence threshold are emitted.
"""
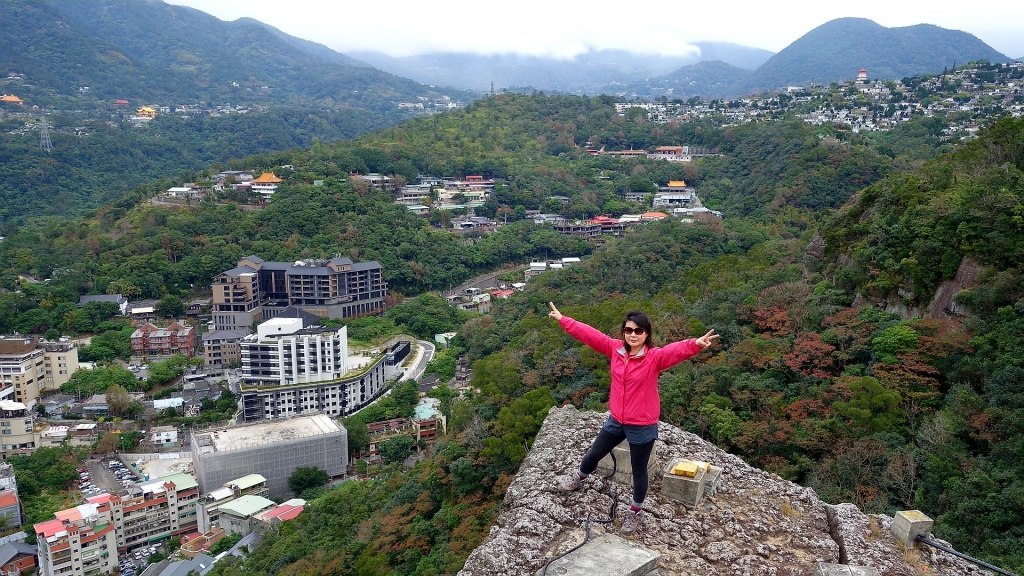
[620,509,642,536]
[557,474,583,492]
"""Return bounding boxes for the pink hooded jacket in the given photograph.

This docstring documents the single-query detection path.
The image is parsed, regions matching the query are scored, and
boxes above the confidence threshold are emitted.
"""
[559,316,702,426]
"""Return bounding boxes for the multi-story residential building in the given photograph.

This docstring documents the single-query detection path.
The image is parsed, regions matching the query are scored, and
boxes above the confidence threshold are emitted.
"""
[0,489,21,529]
[241,318,349,387]
[130,322,196,359]
[0,336,78,404]
[236,339,409,423]
[90,472,199,552]
[191,415,347,498]
[202,329,248,371]
[210,256,388,331]
[196,474,269,533]
[34,502,118,576]
[0,401,34,459]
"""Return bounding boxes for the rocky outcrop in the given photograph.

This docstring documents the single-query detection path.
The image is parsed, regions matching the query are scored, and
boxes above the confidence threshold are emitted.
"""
[459,407,988,576]
[927,258,984,318]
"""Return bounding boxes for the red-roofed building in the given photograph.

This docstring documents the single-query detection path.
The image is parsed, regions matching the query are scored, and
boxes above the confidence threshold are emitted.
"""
[254,499,306,530]
[0,541,37,575]
[113,99,130,106]
[640,211,669,222]
[35,502,118,576]
[590,215,627,235]
[0,490,20,529]
[490,289,515,299]
[130,322,195,359]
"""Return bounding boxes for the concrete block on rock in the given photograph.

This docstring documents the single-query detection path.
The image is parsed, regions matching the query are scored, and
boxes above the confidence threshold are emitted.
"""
[891,510,933,548]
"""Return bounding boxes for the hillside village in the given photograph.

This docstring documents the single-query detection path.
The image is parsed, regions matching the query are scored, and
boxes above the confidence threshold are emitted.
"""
[0,70,464,136]
[618,61,1024,138]
[0,250,455,575]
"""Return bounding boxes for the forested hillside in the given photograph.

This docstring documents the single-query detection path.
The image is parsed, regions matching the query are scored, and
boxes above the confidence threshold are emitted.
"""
[0,0,474,224]
[0,107,399,225]
[2,0,459,107]
[3,95,1020,574]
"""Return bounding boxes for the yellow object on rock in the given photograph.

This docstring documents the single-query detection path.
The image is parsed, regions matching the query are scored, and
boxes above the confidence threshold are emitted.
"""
[671,461,699,477]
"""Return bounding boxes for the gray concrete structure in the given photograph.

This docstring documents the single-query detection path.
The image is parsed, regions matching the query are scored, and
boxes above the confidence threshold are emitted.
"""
[813,563,882,576]
[661,458,723,508]
[191,415,347,498]
[891,510,934,548]
[595,441,660,487]
[535,534,659,576]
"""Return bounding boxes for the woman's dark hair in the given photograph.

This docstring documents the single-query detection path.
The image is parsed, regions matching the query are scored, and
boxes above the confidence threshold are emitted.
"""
[620,311,654,349]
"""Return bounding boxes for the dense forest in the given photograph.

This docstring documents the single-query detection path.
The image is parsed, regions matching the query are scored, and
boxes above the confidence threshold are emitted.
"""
[0,106,410,225]
[3,93,1021,574]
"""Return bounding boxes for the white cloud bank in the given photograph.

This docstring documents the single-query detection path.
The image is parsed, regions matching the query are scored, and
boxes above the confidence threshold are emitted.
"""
[168,0,1024,59]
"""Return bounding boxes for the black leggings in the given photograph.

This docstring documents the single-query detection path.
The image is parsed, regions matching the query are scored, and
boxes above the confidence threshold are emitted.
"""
[578,428,656,505]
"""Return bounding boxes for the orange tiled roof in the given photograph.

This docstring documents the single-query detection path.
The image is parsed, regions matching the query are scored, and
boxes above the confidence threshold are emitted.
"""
[667,180,688,187]
[0,491,17,507]
[641,212,668,219]
[0,95,24,103]
[252,172,282,183]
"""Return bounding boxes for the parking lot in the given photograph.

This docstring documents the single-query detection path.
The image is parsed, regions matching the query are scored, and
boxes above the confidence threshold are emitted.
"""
[85,459,131,495]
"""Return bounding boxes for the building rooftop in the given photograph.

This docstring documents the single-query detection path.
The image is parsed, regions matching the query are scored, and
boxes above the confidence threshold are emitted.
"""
[229,474,266,491]
[0,491,17,508]
[202,329,250,342]
[207,487,234,502]
[195,414,343,454]
[0,336,38,356]
[255,498,306,522]
[163,472,199,491]
[217,494,275,518]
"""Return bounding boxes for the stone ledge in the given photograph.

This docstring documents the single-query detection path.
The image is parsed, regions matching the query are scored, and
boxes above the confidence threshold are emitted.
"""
[536,533,660,576]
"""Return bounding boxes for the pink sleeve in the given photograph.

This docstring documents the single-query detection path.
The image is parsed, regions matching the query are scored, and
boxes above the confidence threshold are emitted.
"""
[654,339,703,371]
[558,316,617,358]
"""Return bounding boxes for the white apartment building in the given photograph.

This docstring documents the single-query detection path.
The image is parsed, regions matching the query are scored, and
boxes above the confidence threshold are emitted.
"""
[35,503,118,576]
[241,318,348,387]
[0,400,34,459]
[0,336,78,405]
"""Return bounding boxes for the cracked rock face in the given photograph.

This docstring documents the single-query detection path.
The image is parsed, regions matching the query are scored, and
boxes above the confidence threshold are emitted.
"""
[458,407,988,576]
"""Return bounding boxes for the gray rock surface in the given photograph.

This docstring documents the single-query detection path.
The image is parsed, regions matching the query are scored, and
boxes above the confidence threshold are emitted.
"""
[458,406,989,576]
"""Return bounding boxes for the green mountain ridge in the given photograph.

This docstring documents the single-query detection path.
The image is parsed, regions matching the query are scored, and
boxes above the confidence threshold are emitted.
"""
[39,0,461,107]
[2,91,1023,573]
[734,18,1010,93]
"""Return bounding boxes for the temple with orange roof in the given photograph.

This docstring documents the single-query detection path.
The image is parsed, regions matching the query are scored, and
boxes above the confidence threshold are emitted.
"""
[0,95,24,105]
[251,172,283,201]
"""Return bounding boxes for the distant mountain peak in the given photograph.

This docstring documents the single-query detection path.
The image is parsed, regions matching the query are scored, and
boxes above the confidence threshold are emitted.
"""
[733,17,1010,93]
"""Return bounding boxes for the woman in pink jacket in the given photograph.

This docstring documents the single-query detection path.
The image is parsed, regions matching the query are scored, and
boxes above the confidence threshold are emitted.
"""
[548,302,717,535]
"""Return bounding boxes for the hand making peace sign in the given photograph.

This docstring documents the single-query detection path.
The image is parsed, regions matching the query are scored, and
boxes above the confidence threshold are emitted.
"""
[695,329,718,349]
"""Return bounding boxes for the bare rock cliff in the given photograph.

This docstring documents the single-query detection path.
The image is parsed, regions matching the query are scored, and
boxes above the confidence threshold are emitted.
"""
[459,406,987,576]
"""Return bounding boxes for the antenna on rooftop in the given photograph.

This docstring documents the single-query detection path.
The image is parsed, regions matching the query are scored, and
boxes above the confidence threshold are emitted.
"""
[40,114,53,152]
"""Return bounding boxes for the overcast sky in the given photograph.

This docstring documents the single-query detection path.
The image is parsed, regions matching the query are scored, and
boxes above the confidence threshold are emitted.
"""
[168,0,1024,59]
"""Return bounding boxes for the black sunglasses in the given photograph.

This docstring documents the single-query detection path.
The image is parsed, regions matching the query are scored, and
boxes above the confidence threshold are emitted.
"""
[622,327,646,336]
